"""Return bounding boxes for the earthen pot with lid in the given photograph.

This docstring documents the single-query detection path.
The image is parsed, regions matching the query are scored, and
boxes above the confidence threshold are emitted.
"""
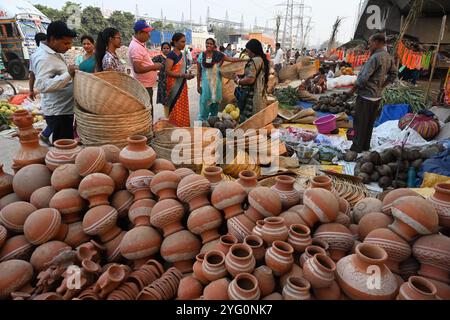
[270,175,300,210]
[203,166,223,191]
[23,208,68,245]
[187,205,223,244]
[119,135,156,171]
[228,273,260,300]
[150,171,181,200]
[245,187,282,223]
[429,183,450,227]
[119,226,162,268]
[51,163,82,191]
[75,146,112,177]
[160,230,201,274]
[30,186,56,209]
[0,201,37,233]
[45,139,82,171]
[150,199,185,237]
[49,188,86,223]
[0,259,34,299]
[82,205,121,243]
[12,164,51,201]
[79,173,115,208]
[0,164,13,199]
[212,181,247,219]
[126,169,155,201]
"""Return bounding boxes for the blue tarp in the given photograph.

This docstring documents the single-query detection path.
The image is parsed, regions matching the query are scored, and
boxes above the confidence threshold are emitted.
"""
[416,144,450,187]
[375,104,411,127]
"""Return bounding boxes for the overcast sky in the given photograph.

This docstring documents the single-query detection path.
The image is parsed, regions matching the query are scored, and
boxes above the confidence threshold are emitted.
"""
[31,0,363,46]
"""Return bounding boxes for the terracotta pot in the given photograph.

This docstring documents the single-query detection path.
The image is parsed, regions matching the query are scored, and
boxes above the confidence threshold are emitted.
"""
[150,199,185,237]
[262,292,283,300]
[302,188,339,226]
[23,208,68,245]
[120,226,162,268]
[51,164,82,191]
[349,224,360,241]
[397,276,437,300]
[265,240,294,276]
[50,188,86,223]
[246,187,282,223]
[358,212,394,240]
[111,190,134,219]
[177,276,203,300]
[75,147,112,177]
[261,216,289,245]
[228,273,260,300]
[12,164,51,201]
[203,278,230,300]
[336,243,399,300]
[174,168,195,180]
[30,186,56,209]
[151,159,176,174]
[187,205,222,244]
[270,176,300,210]
[225,243,256,277]
[202,250,228,281]
[0,201,36,233]
[0,193,21,210]
[104,231,126,263]
[364,228,411,274]
[227,213,255,242]
[429,183,450,227]
[13,109,34,129]
[282,276,311,300]
[214,234,238,255]
[79,173,115,208]
[203,166,223,191]
[0,234,34,262]
[126,169,155,201]
[413,234,450,284]
[382,189,420,215]
[336,213,351,228]
[30,240,71,272]
[312,238,330,253]
[424,278,450,300]
[76,241,104,263]
[253,265,275,297]
[313,280,341,300]
[0,165,13,199]
[83,205,121,243]
[129,199,156,227]
[45,139,82,171]
[64,222,90,248]
[252,220,264,238]
[0,225,6,248]
[399,257,420,281]
[0,259,34,299]
[279,208,307,227]
[299,245,327,268]
[310,176,332,191]
[109,163,129,191]
[160,230,201,274]
[243,235,265,263]
[119,135,156,171]
[177,174,211,212]
[389,196,439,242]
[150,171,181,201]
[192,253,209,285]
[338,197,351,216]
[314,223,354,262]
[280,263,304,288]
[353,198,383,223]
[303,253,336,289]
[101,144,121,163]
[212,181,246,219]
[94,264,128,299]
[288,224,312,253]
[237,170,258,194]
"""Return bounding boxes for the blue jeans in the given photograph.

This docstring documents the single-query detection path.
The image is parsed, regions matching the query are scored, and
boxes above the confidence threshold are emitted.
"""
[198,102,219,122]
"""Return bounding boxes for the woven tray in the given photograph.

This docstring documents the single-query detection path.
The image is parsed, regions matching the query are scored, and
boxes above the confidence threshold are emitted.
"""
[237,101,279,131]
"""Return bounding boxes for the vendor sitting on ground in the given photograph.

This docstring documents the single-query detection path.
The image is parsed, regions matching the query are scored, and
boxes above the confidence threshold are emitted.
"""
[302,67,327,94]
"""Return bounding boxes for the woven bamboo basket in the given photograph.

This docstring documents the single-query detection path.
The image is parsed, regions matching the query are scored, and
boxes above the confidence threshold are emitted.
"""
[222,79,237,106]
[278,64,299,82]
[153,127,221,148]
[297,65,317,80]
[237,101,279,131]
[74,70,149,115]
[221,60,248,79]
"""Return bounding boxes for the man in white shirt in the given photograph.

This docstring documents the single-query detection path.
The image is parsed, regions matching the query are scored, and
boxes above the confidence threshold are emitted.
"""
[32,21,78,143]
[273,43,284,77]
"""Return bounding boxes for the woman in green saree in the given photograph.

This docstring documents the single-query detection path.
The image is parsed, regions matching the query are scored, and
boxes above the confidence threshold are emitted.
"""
[76,35,96,73]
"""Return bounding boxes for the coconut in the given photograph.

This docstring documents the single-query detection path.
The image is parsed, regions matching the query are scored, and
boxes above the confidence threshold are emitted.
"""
[370,152,381,165]
[370,171,380,182]
[378,176,392,189]
[376,165,392,177]
[358,173,371,184]
[344,151,358,162]
[360,162,374,174]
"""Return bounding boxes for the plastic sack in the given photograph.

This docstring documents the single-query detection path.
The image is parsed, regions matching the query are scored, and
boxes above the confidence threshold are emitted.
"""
[327,75,357,90]
[420,172,450,188]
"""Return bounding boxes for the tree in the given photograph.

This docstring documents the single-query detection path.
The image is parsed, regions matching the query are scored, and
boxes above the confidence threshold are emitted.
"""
[108,11,135,45]
[34,4,64,21]
[328,17,345,50]
[152,21,164,30]
[78,6,108,39]
[213,25,233,46]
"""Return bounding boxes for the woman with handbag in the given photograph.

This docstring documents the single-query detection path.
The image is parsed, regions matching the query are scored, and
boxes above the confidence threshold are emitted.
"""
[234,39,270,123]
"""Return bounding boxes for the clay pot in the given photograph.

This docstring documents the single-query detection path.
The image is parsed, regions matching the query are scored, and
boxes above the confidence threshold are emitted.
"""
[160,230,201,273]
[79,173,115,208]
[429,183,450,227]
[310,176,332,191]
[225,243,256,277]
[243,235,265,263]
[150,199,185,237]
[262,293,283,300]
[187,205,222,244]
[0,259,34,299]
[0,193,21,210]
[203,278,230,300]
[45,139,82,171]
[12,109,33,129]
[120,226,162,268]
[101,144,121,163]
[399,257,421,281]
[193,253,209,285]
[23,208,68,245]
[313,280,341,300]
[129,199,156,227]
[252,220,264,238]
[265,240,294,276]
[214,235,239,255]
[64,222,90,248]
[336,243,399,300]
[30,186,56,209]
[336,213,351,228]
[212,181,246,219]
[270,176,300,210]
[151,159,176,174]
[353,198,383,223]
[280,263,304,288]
[203,166,223,191]
[227,213,255,242]
[0,225,6,248]
[261,216,289,245]
[12,164,51,201]
[303,253,336,289]
[202,250,228,281]
[109,163,129,191]
[51,164,82,191]
[50,189,86,223]
[389,196,439,242]
[397,276,437,300]
[302,188,339,226]
[0,165,13,199]
[111,190,134,219]
[312,238,330,253]
[0,235,34,262]
[425,278,450,300]
[30,240,71,272]
[237,170,258,194]
[382,189,420,215]
[253,265,275,297]
[228,273,260,300]
[280,207,307,227]
[0,201,37,233]
[75,147,112,177]
[299,245,327,268]
[282,276,311,300]
[314,223,354,262]
[94,264,128,298]
[177,174,211,211]
[119,135,156,171]
[104,231,126,263]
[338,197,351,216]
[358,212,394,240]
[364,228,411,274]
[246,187,282,223]
[83,205,121,243]
[177,276,203,300]
[150,171,181,200]
[413,234,450,284]
[125,169,155,201]
[288,224,312,253]
[174,168,195,180]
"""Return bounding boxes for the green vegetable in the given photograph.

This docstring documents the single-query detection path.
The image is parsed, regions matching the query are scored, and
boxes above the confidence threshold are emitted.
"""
[381,80,431,113]
[274,87,301,108]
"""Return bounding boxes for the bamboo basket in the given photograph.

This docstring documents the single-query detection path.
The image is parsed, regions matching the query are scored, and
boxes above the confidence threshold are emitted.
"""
[74,70,149,115]
[222,79,237,106]
[278,64,299,82]
[237,101,279,131]
[221,60,248,79]
[297,65,316,80]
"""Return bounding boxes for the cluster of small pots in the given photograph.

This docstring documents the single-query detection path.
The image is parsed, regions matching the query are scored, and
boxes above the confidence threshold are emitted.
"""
[0,128,449,300]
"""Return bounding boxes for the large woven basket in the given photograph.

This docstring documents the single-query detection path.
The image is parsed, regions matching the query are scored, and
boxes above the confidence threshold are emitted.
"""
[237,101,279,131]
[221,60,248,79]
[297,65,316,80]
[74,70,149,115]
[222,79,237,106]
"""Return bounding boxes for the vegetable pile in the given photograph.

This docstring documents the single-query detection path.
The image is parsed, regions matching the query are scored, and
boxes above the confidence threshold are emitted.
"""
[203,104,239,136]
[274,87,301,108]
[0,100,44,131]
[312,92,356,116]
[381,80,430,113]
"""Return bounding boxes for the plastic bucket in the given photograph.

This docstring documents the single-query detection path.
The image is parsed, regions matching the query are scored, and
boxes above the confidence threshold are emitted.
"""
[313,115,337,134]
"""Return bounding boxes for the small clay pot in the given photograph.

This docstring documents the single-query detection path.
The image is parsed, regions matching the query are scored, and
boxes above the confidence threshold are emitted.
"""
[192,253,209,285]
[225,243,256,277]
[271,175,300,210]
[150,199,185,237]
[212,181,247,219]
[203,278,230,300]
[160,230,201,274]
[111,190,134,219]
[23,208,68,245]
[214,234,239,255]
[310,176,332,191]
[126,169,155,201]
[50,188,86,223]
[246,187,282,223]
[202,250,228,281]
[79,173,115,208]
[150,171,181,200]
[128,199,156,227]
[261,216,289,246]
[119,135,157,171]
[287,224,312,253]
[243,235,265,263]
[282,277,312,300]
[0,201,37,233]
[51,164,82,191]
[397,276,437,300]
[203,166,223,191]
[429,183,450,227]
[314,223,354,262]
[299,245,327,268]
[253,265,275,297]
[30,186,56,209]
[75,147,112,177]
[109,163,129,191]
[303,253,336,289]
[45,139,82,171]
[227,214,255,242]
[237,170,258,194]
[12,164,52,201]
[83,205,121,243]
[0,164,14,199]
[228,273,260,300]
[177,174,211,212]
[187,206,222,244]
[265,240,294,276]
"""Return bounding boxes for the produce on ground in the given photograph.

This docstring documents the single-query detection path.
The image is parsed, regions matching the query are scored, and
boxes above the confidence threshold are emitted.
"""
[381,80,430,113]
[312,92,356,116]
[274,87,302,108]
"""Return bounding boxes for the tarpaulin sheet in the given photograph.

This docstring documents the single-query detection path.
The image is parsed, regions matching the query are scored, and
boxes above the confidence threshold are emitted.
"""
[375,104,411,127]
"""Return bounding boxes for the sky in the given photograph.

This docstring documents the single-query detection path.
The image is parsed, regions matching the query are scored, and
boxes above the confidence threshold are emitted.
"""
[31,0,364,46]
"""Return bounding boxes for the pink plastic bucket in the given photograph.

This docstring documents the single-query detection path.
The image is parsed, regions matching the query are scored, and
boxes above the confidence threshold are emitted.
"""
[313,115,337,134]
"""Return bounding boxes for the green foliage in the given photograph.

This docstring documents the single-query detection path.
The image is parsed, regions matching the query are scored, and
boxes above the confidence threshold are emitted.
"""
[274,87,301,108]
[108,11,135,45]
